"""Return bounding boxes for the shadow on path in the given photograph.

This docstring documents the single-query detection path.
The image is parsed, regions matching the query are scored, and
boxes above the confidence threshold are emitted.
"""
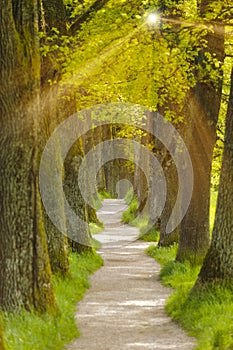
[67,199,195,350]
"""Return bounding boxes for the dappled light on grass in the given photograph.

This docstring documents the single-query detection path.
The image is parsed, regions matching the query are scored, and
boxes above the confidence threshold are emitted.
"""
[148,244,233,350]
[2,252,103,350]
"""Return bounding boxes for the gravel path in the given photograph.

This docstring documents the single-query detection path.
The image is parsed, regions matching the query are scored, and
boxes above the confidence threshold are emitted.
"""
[67,199,195,350]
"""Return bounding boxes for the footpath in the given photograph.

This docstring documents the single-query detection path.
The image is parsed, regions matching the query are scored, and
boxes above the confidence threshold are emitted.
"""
[67,199,195,350]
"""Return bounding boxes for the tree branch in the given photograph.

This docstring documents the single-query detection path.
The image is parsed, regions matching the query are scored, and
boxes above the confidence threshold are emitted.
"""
[69,0,110,34]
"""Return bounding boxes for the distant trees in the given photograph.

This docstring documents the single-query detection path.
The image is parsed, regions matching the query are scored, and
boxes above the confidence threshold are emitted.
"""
[57,0,232,270]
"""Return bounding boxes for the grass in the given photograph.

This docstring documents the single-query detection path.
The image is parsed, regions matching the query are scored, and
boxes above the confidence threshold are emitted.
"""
[139,225,160,242]
[2,251,103,350]
[98,190,115,200]
[122,196,138,224]
[122,193,159,242]
[122,192,159,243]
[124,187,134,205]
[168,285,233,350]
[147,243,178,265]
[89,222,104,235]
[147,244,233,350]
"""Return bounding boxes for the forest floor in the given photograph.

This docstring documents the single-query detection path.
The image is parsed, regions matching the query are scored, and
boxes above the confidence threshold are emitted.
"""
[67,199,196,350]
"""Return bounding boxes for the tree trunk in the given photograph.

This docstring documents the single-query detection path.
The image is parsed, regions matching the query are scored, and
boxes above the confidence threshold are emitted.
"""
[81,116,103,224]
[196,67,233,285]
[40,84,70,277]
[0,0,56,312]
[134,129,148,211]
[176,20,225,265]
[94,126,107,191]
[64,137,92,253]
[159,152,179,246]
[42,0,66,34]
[102,124,115,196]
[38,0,72,277]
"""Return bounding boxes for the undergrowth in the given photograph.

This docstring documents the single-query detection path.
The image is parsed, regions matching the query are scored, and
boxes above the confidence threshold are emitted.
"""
[122,195,138,224]
[147,244,233,350]
[2,251,103,350]
[98,190,115,200]
[89,222,104,235]
[139,225,160,242]
[122,193,159,242]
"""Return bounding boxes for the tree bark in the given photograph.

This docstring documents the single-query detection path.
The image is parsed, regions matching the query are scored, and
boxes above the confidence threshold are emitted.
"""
[196,67,233,285]
[42,0,67,34]
[94,125,107,192]
[0,0,56,312]
[69,0,110,34]
[176,19,225,265]
[64,137,92,253]
[159,152,179,246]
[40,0,70,277]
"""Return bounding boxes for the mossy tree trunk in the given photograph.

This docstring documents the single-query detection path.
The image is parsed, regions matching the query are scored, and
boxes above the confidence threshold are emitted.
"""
[133,128,148,212]
[94,125,107,192]
[159,152,180,246]
[81,116,102,225]
[153,0,185,246]
[64,137,92,253]
[102,124,115,196]
[42,0,67,34]
[196,67,233,285]
[176,6,225,265]
[0,0,56,312]
[40,0,70,277]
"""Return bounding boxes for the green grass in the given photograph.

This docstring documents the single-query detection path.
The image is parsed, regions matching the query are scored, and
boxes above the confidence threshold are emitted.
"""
[147,244,178,265]
[139,225,160,242]
[168,285,233,350]
[2,251,103,350]
[98,190,115,200]
[124,187,134,205]
[122,193,159,242]
[91,190,115,211]
[122,196,138,224]
[147,245,233,350]
[121,196,149,231]
[89,222,104,235]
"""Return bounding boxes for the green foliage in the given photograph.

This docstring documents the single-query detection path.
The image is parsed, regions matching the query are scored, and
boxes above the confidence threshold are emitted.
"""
[199,0,233,21]
[2,252,103,350]
[64,0,96,19]
[59,0,210,117]
[148,244,233,350]
[209,191,218,234]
